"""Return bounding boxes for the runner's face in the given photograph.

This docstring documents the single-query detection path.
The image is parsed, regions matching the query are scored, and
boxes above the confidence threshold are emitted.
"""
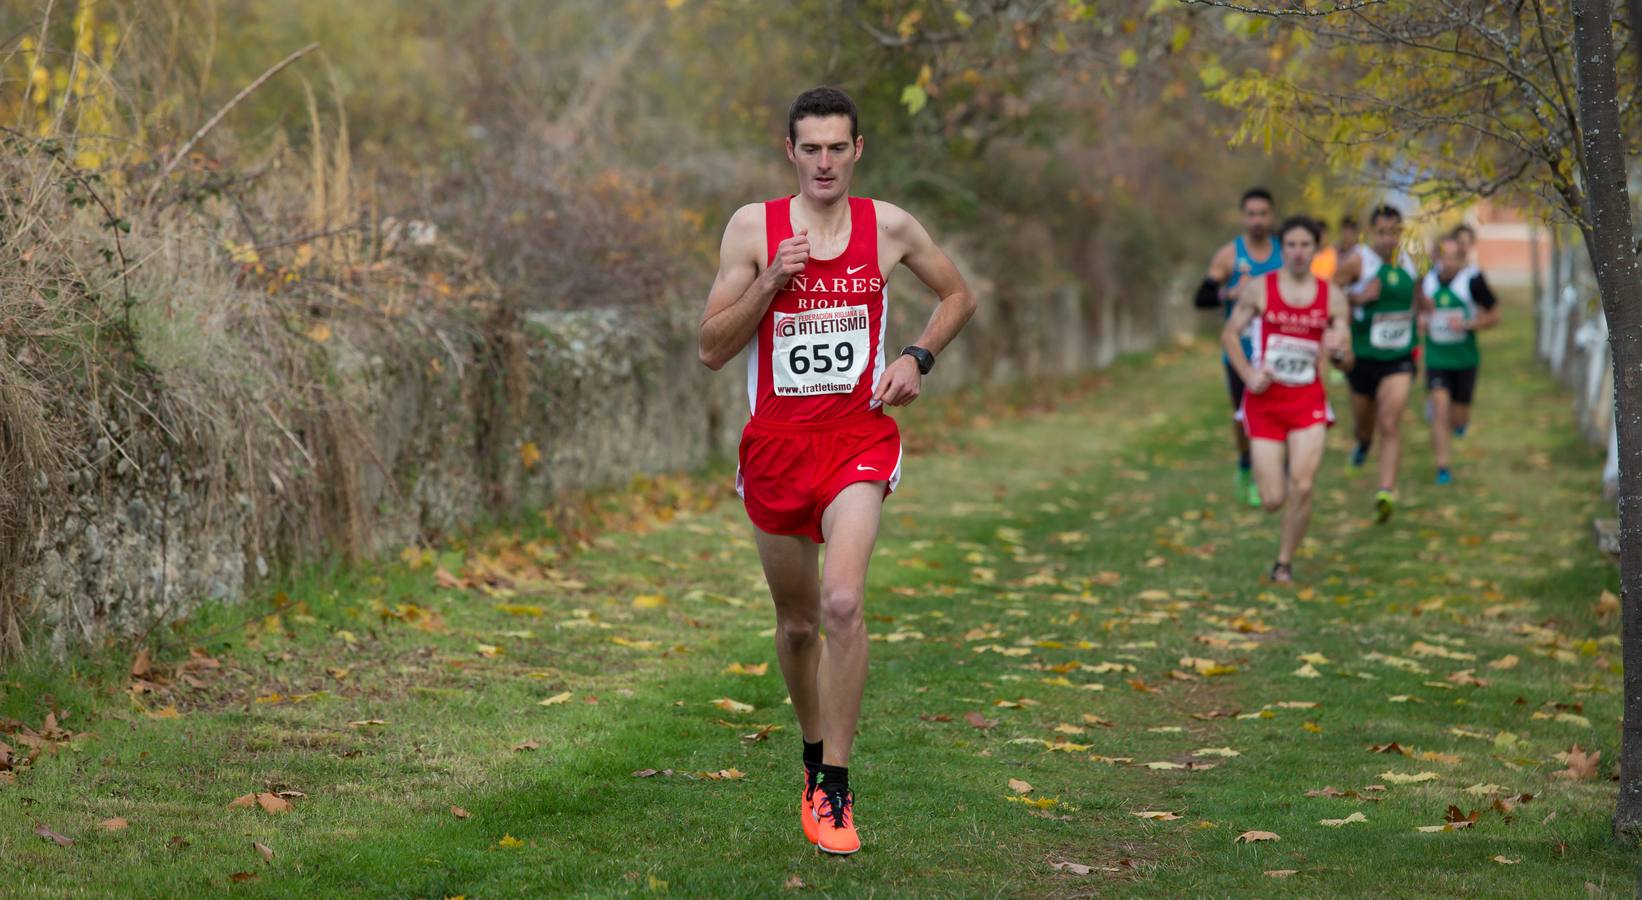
[786,116,861,204]
[1370,216,1402,257]
[1282,228,1316,277]
[1339,225,1358,248]
[1455,231,1475,256]
[1437,239,1465,278]
[1241,199,1274,241]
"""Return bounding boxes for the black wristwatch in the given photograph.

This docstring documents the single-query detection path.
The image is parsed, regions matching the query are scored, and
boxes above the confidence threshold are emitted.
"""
[900,345,935,375]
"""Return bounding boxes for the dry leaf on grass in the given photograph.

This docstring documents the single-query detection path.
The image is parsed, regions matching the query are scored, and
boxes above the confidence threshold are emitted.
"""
[99,818,129,831]
[964,711,998,730]
[451,806,470,819]
[1319,812,1367,827]
[1133,811,1183,820]
[539,692,573,707]
[254,842,274,862]
[1236,830,1279,843]
[1265,869,1298,878]
[34,824,74,847]
[710,697,754,714]
[1008,779,1034,794]
[1553,745,1601,781]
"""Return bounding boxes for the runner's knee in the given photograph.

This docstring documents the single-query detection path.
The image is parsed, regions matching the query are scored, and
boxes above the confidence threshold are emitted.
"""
[1289,475,1314,502]
[1260,490,1285,513]
[820,586,865,630]
[777,614,819,649]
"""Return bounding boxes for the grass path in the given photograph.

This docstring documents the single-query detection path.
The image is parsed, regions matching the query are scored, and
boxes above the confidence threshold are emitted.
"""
[1,293,1633,897]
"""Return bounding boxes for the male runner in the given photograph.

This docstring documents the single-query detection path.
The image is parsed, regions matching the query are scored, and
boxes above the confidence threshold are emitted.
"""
[1195,187,1280,507]
[1422,233,1499,484]
[1223,216,1352,582]
[698,87,975,855]
[1333,204,1429,522]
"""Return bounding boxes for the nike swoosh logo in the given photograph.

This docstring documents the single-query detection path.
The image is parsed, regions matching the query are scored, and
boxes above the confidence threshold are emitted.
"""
[856,464,878,472]
[846,264,868,275]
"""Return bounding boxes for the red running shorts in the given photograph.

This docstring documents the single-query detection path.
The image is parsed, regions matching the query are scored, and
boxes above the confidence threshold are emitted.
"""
[736,411,902,543]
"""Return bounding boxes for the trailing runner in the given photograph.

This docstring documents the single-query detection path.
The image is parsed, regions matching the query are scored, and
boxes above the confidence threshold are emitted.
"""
[1333,204,1429,523]
[1222,216,1352,583]
[1195,186,1281,508]
[1422,233,1500,484]
[698,87,976,855]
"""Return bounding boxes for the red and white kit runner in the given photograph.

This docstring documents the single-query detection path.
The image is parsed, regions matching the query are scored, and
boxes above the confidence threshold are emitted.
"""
[737,195,902,542]
[1240,271,1335,441]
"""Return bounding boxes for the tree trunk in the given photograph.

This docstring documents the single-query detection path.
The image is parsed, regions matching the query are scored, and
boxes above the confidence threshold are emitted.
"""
[1571,0,1642,842]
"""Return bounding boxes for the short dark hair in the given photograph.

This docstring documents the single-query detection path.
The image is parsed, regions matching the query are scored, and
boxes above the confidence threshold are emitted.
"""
[1339,215,1359,230]
[788,87,859,144]
[1279,215,1321,244]
[1240,186,1274,209]
[1370,204,1403,225]
[1435,234,1462,254]
[1452,223,1477,240]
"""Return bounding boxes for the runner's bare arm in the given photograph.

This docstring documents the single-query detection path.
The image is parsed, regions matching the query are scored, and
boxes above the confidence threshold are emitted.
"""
[1325,281,1354,370]
[1206,243,1235,282]
[1195,243,1236,308]
[1468,302,1501,331]
[871,203,975,406]
[698,205,809,370]
[1221,280,1264,385]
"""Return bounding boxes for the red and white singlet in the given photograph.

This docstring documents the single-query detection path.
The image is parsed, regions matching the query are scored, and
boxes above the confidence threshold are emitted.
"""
[746,195,889,424]
[1241,272,1335,440]
[734,195,903,543]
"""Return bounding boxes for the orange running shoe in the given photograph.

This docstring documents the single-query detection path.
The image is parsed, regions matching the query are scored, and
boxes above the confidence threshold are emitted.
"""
[813,785,860,855]
[801,770,820,844]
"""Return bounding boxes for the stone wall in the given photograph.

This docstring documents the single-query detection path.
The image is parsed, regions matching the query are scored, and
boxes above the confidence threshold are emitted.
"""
[9,258,1194,656]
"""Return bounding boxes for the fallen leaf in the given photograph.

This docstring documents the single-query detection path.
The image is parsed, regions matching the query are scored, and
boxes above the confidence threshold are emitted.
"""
[723,662,769,676]
[451,806,470,819]
[1048,859,1093,875]
[476,643,503,658]
[1008,779,1034,794]
[145,704,181,720]
[228,793,257,809]
[1133,810,1183,820]
[1378,771,1439,784]
[1319,812,1368,827]
[33,824,74,847]
[632,769,663,778]
[1595,590,1620,622]
[1415,821,1472,833]
[229,871,260,883]
[1236,830,1280,843]
[131,647,152,679]
[784,874,806,889]
[256,793,293,814]
[710,697,754,714]
[702,768,746,780]
[1265,870,1299,878]
[1193,747,1240,758]
[348,719,387,728]
[1144,761,1186,770]
[633,594,668,609]
[1491,855,1521,865]
[539,692,573,707]
[1054,723,1087,735]
[1488,655,1520,670]
[519,441,542,470]
[497,833,525,848]
[1304,786,1346,798]
[964,711,998,730]
[99,818,129,831]
[1464,783,1507,796]
[254,842,274,862]
[1553,745,1601,781]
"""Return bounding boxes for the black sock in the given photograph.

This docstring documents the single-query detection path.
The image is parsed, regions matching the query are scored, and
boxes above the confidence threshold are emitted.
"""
[803,739,823,785]
[1238,452,1251,470]
[818,763,849,796]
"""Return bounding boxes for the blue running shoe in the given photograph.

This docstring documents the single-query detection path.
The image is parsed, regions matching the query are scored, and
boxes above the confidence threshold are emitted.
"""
[1435,468,1453,486]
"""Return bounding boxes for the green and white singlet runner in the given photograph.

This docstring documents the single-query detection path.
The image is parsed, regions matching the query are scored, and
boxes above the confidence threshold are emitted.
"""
[1350,249,1418,362]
